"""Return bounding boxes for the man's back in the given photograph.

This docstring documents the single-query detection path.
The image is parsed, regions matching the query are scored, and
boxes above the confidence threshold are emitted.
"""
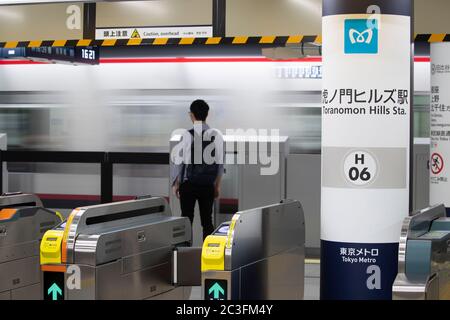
[184,127,220,187]
[171,100,224,241]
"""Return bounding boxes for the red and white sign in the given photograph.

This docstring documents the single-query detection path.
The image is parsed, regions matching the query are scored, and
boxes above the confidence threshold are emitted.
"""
[431,153,444,175]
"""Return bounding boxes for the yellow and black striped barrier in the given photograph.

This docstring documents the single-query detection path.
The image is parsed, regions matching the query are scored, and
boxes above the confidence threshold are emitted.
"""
[0,36,319,48]
[0,34,448,48]
[414,33,450,43]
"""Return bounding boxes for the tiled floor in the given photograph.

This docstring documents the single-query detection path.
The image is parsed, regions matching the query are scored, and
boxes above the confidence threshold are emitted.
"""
[189,262,320,300]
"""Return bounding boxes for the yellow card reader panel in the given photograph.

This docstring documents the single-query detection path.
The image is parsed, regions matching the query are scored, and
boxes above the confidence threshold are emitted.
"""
[40,229,64,265]
[201,235,227,272]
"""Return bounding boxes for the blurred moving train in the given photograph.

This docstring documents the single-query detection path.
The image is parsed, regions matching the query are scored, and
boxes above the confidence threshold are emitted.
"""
[0,46,433,250]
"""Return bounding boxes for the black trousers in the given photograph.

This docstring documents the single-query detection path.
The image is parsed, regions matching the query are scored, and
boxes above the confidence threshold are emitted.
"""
[179,181,215,241]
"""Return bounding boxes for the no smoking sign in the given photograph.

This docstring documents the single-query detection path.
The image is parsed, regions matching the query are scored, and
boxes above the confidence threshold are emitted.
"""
[344,151,378,186]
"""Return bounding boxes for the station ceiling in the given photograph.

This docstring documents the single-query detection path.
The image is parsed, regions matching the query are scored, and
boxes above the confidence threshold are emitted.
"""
[0,0,448,44]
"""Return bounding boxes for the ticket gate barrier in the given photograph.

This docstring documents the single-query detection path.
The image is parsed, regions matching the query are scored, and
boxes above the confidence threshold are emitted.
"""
[201,200,305,300]
[40,196,201,300]
[0,193,62,300]
[393,204,450,300]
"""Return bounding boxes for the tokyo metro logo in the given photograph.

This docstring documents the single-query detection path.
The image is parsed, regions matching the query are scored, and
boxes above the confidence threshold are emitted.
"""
[345,19,379,54]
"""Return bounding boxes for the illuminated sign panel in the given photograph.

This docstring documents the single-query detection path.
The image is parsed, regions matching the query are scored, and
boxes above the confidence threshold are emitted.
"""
[25,46,99,65]
[43,272,64,301]
[204,279,227,300]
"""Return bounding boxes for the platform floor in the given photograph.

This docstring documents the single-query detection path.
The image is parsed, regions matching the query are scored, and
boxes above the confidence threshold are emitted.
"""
[189,261,320,300]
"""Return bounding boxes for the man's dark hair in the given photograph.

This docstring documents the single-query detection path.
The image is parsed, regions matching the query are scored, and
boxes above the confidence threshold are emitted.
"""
[190,100,209,121]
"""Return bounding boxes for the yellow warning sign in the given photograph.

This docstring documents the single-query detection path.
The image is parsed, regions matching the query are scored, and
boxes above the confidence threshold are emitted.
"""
[131,29,141,39]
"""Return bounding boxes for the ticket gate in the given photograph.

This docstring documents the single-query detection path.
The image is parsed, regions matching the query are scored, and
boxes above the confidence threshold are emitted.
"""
[40,196,199,300]
[201,200,305,300]
[0,193,61,300]
[393,204,450,300]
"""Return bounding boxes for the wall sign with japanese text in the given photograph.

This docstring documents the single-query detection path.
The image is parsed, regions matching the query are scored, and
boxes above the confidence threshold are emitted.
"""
[321,0,412,300]
[96,25,213,40]
[430,43,450,215]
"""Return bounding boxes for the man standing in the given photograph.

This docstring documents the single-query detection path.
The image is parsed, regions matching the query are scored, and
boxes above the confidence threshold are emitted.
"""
[171,100,223,241]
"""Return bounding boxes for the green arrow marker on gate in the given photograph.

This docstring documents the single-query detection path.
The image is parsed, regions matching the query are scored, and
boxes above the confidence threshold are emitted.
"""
[208,282,224,299]
[48,283,62,301]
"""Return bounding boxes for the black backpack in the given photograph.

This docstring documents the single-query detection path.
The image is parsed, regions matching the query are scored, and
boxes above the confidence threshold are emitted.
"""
[183,129,219,186]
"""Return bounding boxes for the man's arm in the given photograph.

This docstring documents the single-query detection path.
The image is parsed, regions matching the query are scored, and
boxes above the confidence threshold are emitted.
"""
[170,163,183,199]
[172,177,180,199]
[170,129,192,199]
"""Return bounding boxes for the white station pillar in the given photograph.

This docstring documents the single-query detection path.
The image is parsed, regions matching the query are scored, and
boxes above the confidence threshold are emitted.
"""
[321,0,413,299]
[430,43,450,217]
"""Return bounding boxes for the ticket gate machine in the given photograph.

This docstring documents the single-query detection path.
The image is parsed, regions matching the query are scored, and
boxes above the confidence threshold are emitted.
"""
[40,197,198,300]
[201,200,305,300]
[0,193,61,300]
[393,204,450,300]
